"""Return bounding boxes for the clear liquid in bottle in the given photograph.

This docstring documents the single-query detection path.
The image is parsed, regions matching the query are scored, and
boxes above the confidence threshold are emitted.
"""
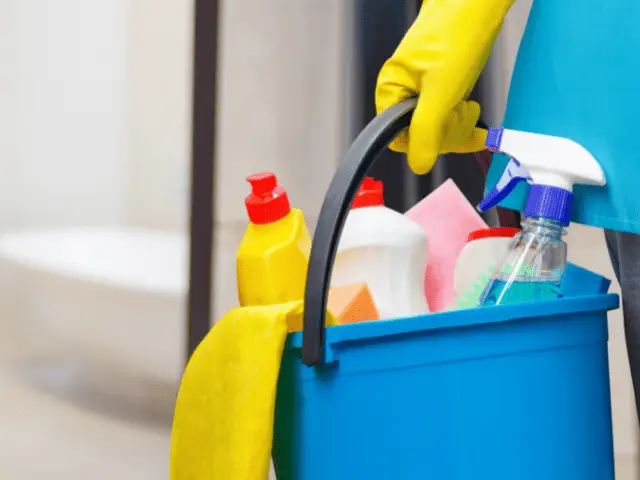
[478,217,566,307]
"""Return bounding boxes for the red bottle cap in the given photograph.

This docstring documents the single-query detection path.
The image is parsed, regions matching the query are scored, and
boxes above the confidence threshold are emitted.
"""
[245,172,291,224]
[350,177,384,210]
[467,227,521,242]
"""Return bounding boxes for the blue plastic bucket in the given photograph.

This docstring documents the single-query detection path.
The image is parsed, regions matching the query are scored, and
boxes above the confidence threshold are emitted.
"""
[274,295,618,479]
[272,99,620,479]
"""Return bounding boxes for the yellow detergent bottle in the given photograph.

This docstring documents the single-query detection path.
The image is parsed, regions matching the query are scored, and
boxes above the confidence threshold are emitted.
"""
[237,172,311,307]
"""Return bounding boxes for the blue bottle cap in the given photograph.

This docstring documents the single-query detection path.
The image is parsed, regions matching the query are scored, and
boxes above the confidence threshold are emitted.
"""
[524,185,573,226]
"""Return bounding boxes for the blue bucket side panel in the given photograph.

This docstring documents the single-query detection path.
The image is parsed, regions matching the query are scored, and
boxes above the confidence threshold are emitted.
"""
[328,312,607,378]
[275,311,614,480]
[274,353,341,480]
[330,343,612,479]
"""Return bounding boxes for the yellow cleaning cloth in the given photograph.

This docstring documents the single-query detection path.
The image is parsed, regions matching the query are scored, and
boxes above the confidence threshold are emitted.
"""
[169,301,335,480]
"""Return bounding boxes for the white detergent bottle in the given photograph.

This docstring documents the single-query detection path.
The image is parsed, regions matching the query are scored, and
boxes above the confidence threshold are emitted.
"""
[330,177,429,318]
[476,128,607,306]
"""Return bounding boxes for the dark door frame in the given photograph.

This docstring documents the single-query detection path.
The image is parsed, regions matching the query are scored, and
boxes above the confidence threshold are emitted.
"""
[186,0,219,359]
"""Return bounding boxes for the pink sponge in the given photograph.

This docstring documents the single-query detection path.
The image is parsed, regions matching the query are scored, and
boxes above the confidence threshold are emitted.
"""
[405,179,488,312]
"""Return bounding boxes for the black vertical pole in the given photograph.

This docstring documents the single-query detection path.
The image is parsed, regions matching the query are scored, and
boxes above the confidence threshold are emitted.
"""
[187,0,219,358]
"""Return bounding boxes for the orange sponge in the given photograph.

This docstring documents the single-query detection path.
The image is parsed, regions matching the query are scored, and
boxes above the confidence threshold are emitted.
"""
[328,282,380,325]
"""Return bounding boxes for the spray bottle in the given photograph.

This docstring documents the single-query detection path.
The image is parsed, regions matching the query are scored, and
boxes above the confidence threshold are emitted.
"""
[476,128,606,306]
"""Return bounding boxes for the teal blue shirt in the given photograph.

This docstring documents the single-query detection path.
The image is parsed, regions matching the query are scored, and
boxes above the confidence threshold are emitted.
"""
[486,0,640,234]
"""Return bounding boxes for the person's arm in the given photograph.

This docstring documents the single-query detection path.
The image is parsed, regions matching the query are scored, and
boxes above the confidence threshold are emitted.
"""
[375,0,515,175]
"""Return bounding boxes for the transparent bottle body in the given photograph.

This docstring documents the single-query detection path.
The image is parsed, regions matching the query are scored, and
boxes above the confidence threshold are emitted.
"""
[477,217,567,307]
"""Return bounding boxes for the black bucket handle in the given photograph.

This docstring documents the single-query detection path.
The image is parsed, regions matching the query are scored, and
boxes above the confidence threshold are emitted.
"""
[302,97,417,367]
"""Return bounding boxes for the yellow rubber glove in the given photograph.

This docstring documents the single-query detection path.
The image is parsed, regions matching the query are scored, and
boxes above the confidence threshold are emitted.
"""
[376,0,514,174]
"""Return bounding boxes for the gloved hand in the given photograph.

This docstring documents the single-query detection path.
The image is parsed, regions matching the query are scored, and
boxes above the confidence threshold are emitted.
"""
[376,0,514,174]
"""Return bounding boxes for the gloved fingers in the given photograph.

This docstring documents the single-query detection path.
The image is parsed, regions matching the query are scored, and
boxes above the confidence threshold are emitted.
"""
[406,90,448,175]
[443,100,487,154]
[445,101,476,143]
[458,100,477,137]
[375,73,409,115]
[448,103,463,131]
[452,127,489,154]
[451,100,487,153]
[464,100,481,132]
[376,68,486,166]
[388,128,409,153]
[375,60,419,153]
[376,77,410,152]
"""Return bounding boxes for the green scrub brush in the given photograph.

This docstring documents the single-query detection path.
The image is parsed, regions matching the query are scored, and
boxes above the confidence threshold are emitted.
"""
[447,266,494,311]
[448,263,542,311]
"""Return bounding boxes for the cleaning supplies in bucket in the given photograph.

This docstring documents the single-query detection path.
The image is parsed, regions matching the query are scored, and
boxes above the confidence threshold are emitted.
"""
[170,97,621,480]
[237,172,312,309]
[450,261,612,310]
[282,97,619,479]
[476,128,607,306]
[405,179,488,312]
[331,177,428,318]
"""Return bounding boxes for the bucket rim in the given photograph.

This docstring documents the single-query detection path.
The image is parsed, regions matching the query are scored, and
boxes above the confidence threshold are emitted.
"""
[286,293,619,350]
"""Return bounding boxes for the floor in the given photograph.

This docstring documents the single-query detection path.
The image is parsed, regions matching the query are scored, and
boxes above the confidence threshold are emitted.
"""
[619,458,640,480]
[0,224,638,479]
[0,368,169,479]
[0,320,170,479]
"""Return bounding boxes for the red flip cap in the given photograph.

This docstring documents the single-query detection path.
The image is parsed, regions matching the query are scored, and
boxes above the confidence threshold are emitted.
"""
[350,177,384,210]
[245,172,291,224]
[467,227,521,242]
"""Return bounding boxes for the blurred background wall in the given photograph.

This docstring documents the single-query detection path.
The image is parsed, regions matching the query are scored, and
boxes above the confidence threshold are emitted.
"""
[125,0,193,231]
[0,0,192,233]
[0,1,194,477]
[212,0,349,318]
[0,0,130,230]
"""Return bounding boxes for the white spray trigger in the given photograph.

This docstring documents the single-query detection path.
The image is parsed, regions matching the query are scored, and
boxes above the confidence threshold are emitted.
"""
[485,128,606,192]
